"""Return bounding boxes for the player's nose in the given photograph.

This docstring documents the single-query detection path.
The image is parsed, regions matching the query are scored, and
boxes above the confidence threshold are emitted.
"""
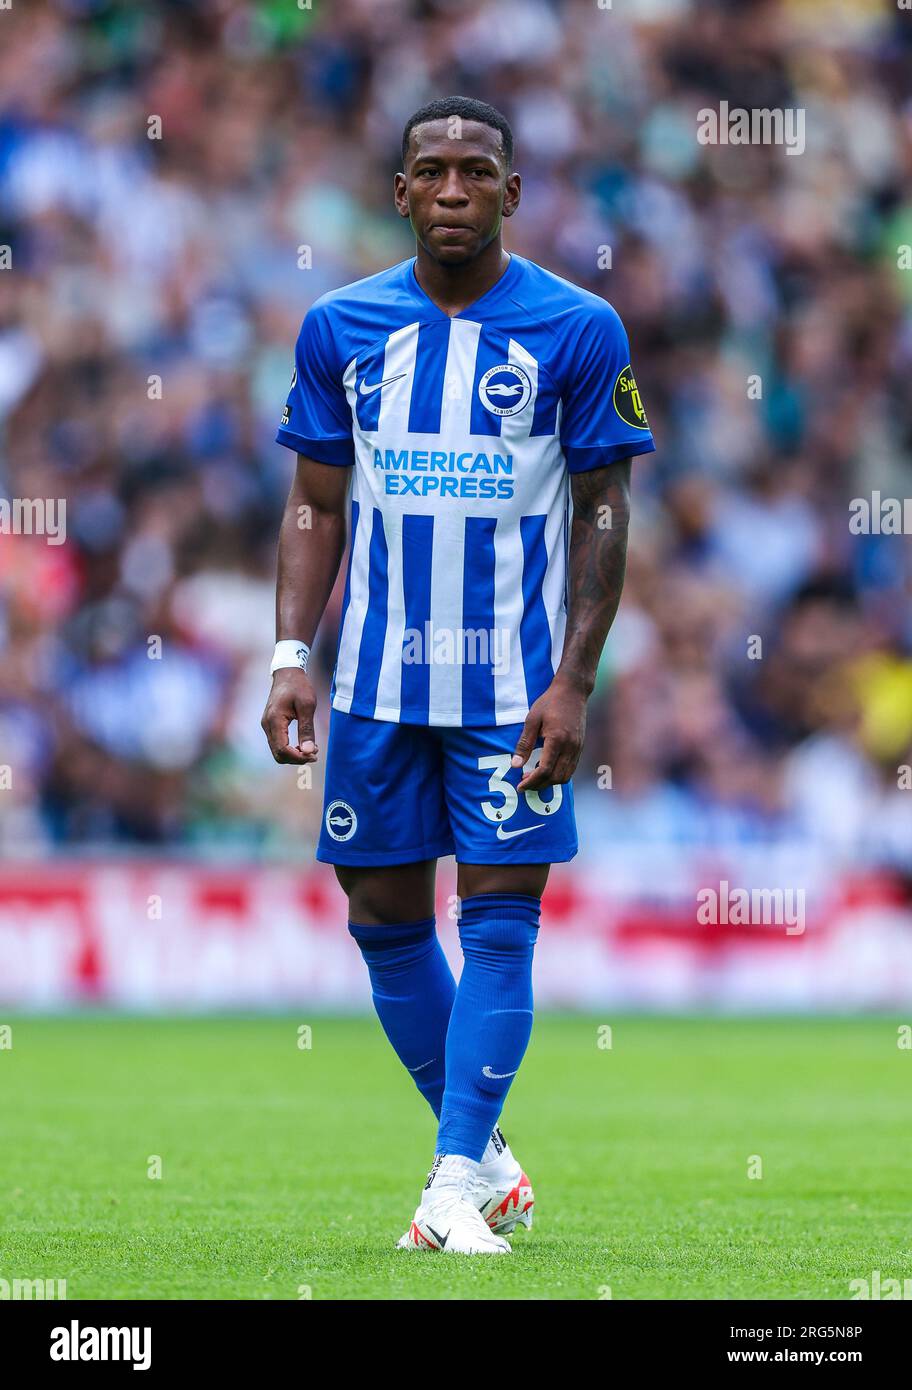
[435,173,469,204]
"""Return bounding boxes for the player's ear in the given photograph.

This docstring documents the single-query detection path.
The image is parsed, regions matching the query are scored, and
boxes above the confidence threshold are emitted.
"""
[502,172,521,219]
[393,172,410,218]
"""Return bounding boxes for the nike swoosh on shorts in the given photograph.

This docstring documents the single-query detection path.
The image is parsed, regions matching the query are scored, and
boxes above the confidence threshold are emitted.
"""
[496,823,545,840]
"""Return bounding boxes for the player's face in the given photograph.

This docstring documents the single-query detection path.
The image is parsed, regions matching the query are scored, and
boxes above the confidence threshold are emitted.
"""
[395,120,521,265]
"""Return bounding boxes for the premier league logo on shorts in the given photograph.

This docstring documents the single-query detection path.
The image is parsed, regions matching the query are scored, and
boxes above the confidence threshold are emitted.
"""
[478,364,532,417]
[325,799,357,841]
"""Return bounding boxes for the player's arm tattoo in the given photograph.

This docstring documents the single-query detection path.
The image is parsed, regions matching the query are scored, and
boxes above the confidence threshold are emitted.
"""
[557,457,632,697]
[514,457,631,791]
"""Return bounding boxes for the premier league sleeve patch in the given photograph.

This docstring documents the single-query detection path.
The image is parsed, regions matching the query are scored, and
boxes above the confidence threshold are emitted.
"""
[612,364,649,430]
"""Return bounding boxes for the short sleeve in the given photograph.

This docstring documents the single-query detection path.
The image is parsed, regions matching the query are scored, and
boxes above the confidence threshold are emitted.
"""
[275,301,355,466]
[559,301,656,472]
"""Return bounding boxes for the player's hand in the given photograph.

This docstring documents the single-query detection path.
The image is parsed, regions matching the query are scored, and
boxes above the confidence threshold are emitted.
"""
[511,673,588,792]
[261,669,319,764]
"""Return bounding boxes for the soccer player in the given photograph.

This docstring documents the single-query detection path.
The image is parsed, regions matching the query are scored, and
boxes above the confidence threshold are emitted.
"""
[263,96,655,1254]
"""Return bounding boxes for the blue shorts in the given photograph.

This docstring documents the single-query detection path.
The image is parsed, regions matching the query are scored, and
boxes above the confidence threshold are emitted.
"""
[316,707,578,866]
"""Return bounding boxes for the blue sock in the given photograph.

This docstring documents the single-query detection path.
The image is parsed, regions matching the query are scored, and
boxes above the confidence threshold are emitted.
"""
[348,917,456,1117]
[436,894,540,1162]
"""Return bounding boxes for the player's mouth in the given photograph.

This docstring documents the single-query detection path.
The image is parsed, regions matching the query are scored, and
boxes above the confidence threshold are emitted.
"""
[432,224,474,237]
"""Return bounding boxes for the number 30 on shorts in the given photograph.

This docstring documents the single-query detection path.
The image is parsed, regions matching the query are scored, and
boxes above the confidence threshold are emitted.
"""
[477,751,563,825]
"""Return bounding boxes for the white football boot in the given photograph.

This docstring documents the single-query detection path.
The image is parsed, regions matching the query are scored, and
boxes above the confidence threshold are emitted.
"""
[397,1154,512,1254]
[471,1126,534,1235]
[474,1156,535,1235]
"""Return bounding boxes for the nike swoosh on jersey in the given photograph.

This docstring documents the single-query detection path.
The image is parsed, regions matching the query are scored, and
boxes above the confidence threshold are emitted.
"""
[358,372,407,395]
[482,1065,519,1079]
[496,823,546,840]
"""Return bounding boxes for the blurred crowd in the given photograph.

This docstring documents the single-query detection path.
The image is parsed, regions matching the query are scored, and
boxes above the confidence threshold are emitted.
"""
[1,0,911,866]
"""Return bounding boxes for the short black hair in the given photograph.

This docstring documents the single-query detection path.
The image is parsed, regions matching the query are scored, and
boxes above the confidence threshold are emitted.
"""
[401,96,513,169]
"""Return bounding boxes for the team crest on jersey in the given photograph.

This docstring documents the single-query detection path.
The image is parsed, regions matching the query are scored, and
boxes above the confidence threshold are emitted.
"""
[613,364,649,430]
[478,364,532,417]
[325,799,357,842]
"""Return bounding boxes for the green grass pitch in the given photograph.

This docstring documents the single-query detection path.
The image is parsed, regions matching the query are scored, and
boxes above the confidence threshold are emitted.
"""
[2,1014,909,1300]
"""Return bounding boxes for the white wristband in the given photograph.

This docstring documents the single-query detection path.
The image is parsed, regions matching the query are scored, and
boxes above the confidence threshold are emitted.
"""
[270,640,310,675]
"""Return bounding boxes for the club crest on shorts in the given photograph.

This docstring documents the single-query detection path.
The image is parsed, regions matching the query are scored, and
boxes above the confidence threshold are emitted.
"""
[478,364,532,417]
[325,799,357,841]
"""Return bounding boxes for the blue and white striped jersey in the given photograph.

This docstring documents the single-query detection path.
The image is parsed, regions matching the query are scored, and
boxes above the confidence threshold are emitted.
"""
[277,254,655,727]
